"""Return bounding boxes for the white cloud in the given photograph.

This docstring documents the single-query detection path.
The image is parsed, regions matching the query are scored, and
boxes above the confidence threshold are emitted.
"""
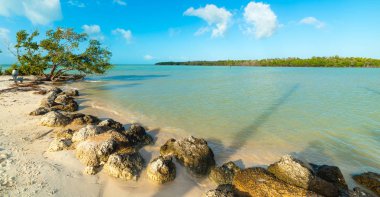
[113,0,127,6]
[144,55,154,60]
[112,28,132,43]
[0,0,62,25]
[82,24,104,41]
[0,28,10,42]
[184,4,232,38]
[299,17,325,29]
[68,0,85,8]
[243,1,278,39]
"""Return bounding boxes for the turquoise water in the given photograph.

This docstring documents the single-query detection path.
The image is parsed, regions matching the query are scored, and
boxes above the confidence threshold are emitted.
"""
[77,65,379,183]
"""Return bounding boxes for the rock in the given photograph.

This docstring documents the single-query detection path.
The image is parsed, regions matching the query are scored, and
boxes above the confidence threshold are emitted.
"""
[75,133,118,167]
[83,166,97,175]
[54,95,73,104]
[205,184,236,197]
[49,87,63,94]
[55,129,75,140]
[64,89,79,96]
[311,164,348,191]
[209,161,241,185]
[103,151,145,181]
[267,155,339,197]
[51,100,79,112]
[68,113,100,125]
[233,167,317,197]
[48,138,72,152]
[349,187,376,197]
[353,172,380,196]
[124,124,153,147]
[160,136,215,176]
[98,119,125,132]
[72,125,104,143]
[40,111,71,127]
[29,107,51,116]
[147,156,176,184]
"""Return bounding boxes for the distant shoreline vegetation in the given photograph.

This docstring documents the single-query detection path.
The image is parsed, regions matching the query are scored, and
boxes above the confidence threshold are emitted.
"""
[156,56,380,67]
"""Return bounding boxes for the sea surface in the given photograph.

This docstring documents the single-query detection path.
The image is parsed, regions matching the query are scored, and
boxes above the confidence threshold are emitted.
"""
[74,64,380,187]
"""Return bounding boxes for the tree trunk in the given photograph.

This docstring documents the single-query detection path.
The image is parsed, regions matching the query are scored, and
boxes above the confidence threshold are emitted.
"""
[49,65,57,81]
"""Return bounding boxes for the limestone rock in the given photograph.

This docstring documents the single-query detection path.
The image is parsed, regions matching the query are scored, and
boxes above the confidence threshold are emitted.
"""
[103,151,145,181]
[353,172,380,196]
[83,166,97,175]
[147,156,176,184]
[29,107,51,116]
[54,94,73,104]
[267,155,339,197]
[205,184,236,197]
[311,164,348,191]
[72,125,104,143]
[48,138,72,152]
[232,167,317,197]
[160,136,215,176]
[68,113,100,125]
[124,124,153,147]
[209,161,241,185]
[55,129,75,140]
[51,100,79,112]
[49,87,63,94]
[40,111,71,127]
[64,89,79,96]
[98,119,125,132]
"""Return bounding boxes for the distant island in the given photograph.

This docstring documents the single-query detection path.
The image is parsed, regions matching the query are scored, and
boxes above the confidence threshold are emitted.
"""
[156,56,380,67]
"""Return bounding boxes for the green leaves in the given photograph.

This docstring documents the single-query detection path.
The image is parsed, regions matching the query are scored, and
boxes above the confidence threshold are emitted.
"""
[13,27,112,80]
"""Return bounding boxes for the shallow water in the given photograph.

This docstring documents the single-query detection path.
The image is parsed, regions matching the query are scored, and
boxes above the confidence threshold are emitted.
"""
[74,65,380,188]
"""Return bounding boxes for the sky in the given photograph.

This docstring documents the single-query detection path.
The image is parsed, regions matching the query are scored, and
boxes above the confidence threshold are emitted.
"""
[0,0,380,64]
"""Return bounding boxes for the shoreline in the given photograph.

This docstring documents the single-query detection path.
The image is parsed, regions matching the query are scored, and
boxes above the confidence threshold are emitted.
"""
[0,76,378,196]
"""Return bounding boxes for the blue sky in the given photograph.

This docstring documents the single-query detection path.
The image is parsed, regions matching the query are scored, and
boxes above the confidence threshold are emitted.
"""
[0,0,380,64]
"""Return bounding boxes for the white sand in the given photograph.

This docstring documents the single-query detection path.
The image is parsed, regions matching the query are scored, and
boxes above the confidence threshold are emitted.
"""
[0,76,215,196]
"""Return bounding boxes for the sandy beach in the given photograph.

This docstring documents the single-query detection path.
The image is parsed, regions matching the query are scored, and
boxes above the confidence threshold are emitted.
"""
[0,76,215,197]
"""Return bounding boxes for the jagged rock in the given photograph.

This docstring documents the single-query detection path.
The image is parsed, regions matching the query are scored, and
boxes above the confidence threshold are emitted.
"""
[55,94,73,104]
[49,87,63,94]
[75,133,118,167]
[209,161,241,185]
[160,136,215,176]
[68,113,100,125]
[232,167,317,196]
[83,166,97,175]
[29,107,51,116]
[98,119,125,132]
[147,156,176,184]
[103,150,145,181]
[311,164,348,192]
[349,187,376,197]
[64,89,79,96]
[55,129,75,140]
[48,138,72,152]
[124,124,153,147]
[205,184,236,197]
[72,125,104,143]
[40,111,71,127]
[51,100,79,112]
[353,172,380,196]
[267,155,339,197]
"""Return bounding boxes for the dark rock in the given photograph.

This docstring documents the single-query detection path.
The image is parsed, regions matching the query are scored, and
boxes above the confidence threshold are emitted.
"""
[268,155,339,197]
[311,164,348,192]
[160,136,215,176]
[103,150,145,181]
[349,187,376,197]
[147,156,176,184]
[49,87,63,94]
[29,107,51,116]
[54,94,74,104]
[209,161,241,185]
[51,100,79,112]
[64,89,79,96]
[98,119,125,132]
[233,167,318,196]
[124,124,153,147]
[353,172,380,196]
[67,113,100,125]
[205,184,237,197]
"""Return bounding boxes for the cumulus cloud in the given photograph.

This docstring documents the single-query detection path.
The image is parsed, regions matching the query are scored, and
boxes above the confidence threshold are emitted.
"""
[144,55,154,60]
[299,17,325,29]
[68,0,85,8]
[112,28,132,43]
[243,1,278,39]
[0,0,62,25]
[184,4,232,38]
[82,24,104,41]
[113,0,127,6]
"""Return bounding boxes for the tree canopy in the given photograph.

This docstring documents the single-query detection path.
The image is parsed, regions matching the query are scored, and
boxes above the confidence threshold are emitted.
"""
[11,28,112,80]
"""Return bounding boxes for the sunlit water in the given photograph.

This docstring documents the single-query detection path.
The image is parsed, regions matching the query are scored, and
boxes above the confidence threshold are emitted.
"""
[74,65,379,187]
